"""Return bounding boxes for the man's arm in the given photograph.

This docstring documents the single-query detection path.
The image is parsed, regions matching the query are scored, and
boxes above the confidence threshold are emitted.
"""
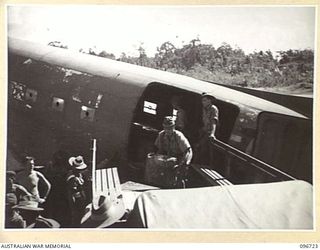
[208,105,219,140]
[13,184,33,197]
[179,147,193,166]
[176,132,193,165]
[209,120,217,140]
[36,171,51,202]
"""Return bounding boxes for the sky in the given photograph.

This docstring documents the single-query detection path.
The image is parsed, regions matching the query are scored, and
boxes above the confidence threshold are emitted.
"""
[7,5,316,57]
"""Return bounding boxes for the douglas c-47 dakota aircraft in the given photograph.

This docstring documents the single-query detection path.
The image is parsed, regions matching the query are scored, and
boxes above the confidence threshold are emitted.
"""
[6,38,313,229]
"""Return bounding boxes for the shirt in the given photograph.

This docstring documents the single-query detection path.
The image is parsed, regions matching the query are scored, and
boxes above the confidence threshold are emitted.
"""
[202,104,219,134]
[155,130,191,158]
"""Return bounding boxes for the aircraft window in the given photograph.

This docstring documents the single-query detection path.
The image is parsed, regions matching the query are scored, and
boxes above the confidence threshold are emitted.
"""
[143,101,157,115]
[80,105,95,122]
[25,88,38,103]
[10,81,26,101]
[52,97,65,112]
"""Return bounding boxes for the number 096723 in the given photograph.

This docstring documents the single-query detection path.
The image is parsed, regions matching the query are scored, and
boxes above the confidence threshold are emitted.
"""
[300,244,318,248]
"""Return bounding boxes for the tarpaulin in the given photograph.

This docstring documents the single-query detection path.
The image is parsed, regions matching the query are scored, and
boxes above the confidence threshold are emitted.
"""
[125,180,313,229]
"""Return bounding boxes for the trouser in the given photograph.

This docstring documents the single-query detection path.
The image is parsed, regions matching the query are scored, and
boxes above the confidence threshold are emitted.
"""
[194,136,214,166]
[172,165,189,189]
[68,191,86,227]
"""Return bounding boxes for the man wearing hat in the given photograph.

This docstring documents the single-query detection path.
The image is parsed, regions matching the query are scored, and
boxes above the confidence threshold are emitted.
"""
[5,170,33,228]
[66,155,92,227]
[6,171,32,201]
[195,92,219,165]
[5,193,25,228]
[152,116,193,187]
[12,196,60,228]
[155,116,192,163]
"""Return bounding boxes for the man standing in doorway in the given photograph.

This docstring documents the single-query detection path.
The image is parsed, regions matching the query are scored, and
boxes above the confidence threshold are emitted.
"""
[195,92,219,165]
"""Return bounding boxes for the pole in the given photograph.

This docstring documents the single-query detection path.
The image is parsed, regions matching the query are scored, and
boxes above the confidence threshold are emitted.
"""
[92,138,97,197]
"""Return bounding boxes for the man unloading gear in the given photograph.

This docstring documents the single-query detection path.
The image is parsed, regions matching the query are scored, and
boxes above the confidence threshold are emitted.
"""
[145,116,193,188]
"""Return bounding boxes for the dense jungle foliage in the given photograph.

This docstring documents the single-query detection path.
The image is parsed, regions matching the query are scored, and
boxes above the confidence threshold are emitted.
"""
[48,39,314,93]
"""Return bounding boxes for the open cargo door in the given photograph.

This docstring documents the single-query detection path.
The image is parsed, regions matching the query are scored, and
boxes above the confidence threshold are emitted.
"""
[253,112,312,183]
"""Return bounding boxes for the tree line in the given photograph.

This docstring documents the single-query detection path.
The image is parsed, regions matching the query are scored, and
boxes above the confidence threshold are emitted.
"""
[48,39,314,90]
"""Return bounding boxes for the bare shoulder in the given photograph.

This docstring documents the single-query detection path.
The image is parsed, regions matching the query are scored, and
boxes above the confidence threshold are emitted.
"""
[34,170,46,178]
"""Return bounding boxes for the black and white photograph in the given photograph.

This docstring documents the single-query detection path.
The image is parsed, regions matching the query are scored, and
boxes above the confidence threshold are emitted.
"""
[5,4,316,233]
